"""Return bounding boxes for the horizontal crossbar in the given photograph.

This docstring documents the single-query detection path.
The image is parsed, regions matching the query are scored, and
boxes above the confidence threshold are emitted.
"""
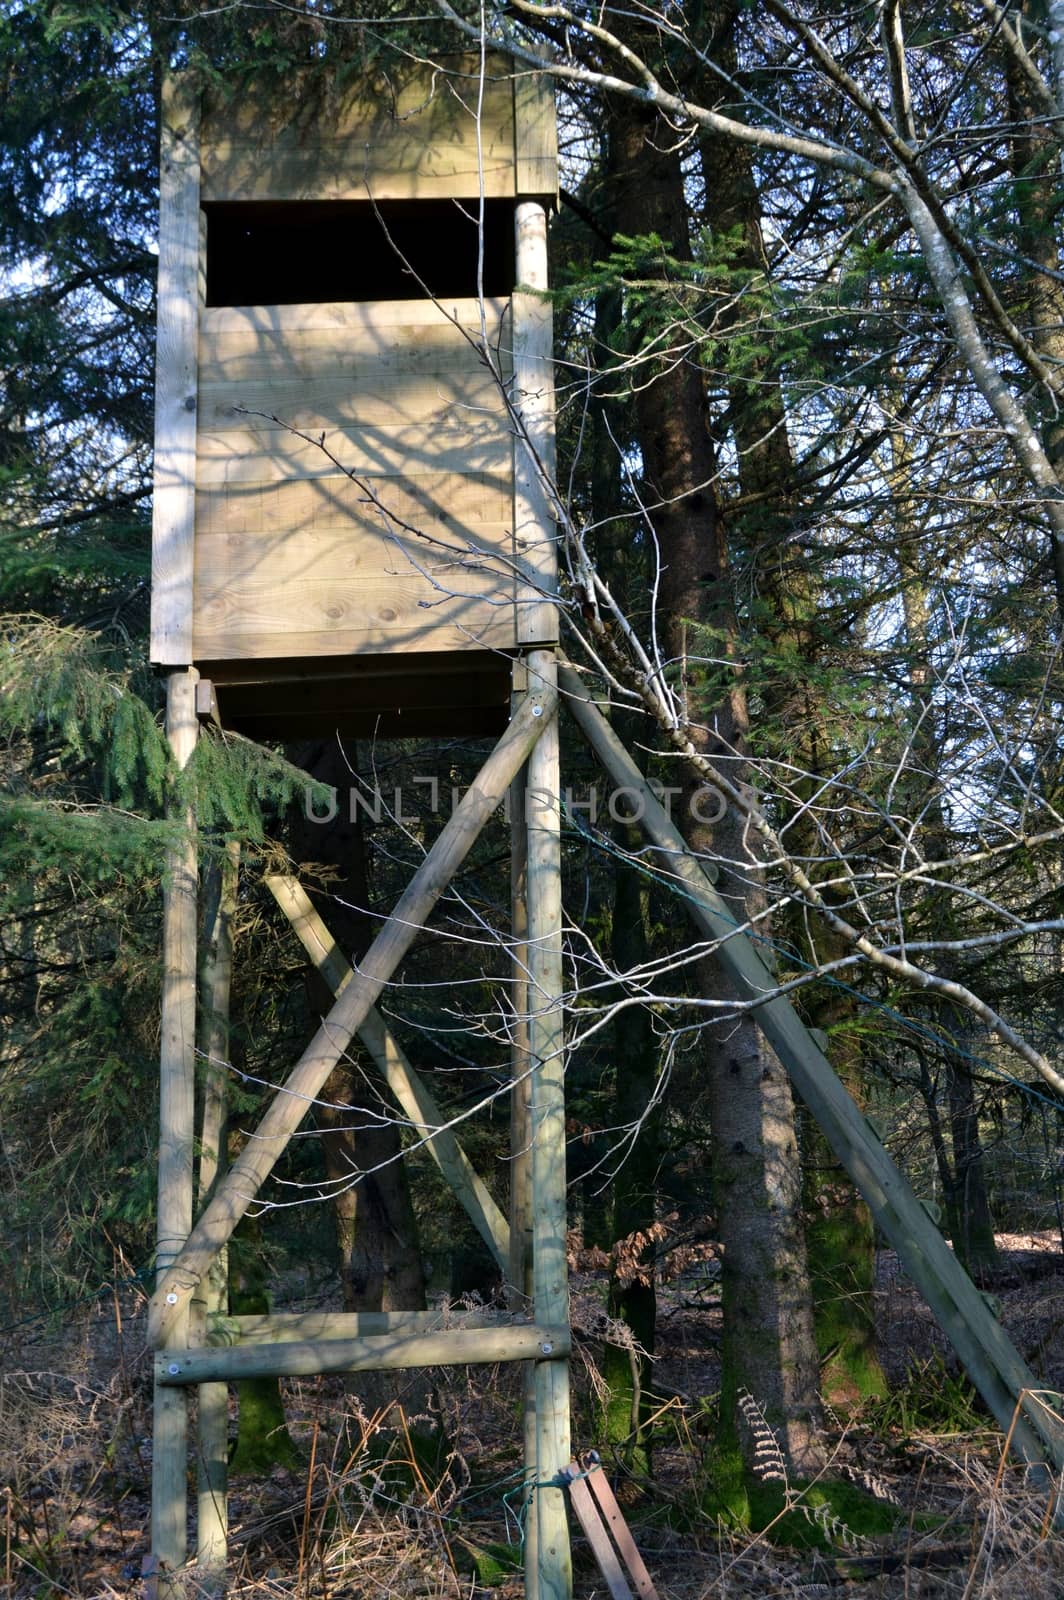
[156,1322,570,1384]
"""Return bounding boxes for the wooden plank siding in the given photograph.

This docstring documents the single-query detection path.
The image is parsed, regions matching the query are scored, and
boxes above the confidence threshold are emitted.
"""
[153,62,560,679]
[191,296,545,660]
[200,59,519,203]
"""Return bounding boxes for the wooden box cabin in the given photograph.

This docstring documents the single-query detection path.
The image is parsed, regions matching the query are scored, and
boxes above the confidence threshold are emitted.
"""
[150,57,558,738]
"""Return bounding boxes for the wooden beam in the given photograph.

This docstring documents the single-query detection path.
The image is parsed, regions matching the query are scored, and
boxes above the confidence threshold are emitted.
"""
[194,679,221,729]
[513,201,559,646]
[207,1309,517,1345]
[263,872,511,1274]
[152,667,199,1586]
[514,64,559,203]
[156,1324,570,1385]
[526,649,572,1600]
[558,659,1064,1476]
[194,839,238,1590]
[150,79,200,665]
[148,679,555,1347]
[509,671,539,1590]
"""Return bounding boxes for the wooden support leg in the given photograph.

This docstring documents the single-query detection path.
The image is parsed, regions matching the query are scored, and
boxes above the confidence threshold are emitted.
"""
[509,730,539,1593]
[527,649,572,1600]
[195,839,238,1592]
[513,179,563,1597]
[558,659,1064,1476]
[150,679,554,1346]
[152,668,199,1591]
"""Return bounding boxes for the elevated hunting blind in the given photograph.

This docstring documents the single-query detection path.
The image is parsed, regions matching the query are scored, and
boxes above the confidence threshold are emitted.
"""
[150,57,558,737]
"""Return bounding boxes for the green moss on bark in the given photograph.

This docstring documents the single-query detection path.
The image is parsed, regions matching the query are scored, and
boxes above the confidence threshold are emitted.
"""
[806,1204,887,1405]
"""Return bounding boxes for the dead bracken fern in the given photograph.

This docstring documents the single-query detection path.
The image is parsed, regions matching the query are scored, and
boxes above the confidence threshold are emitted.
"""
[737,1389,861,1550]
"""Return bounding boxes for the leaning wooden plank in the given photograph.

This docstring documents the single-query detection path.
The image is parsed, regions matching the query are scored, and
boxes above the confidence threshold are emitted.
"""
[558,660,1064,1475]
[148,679,555,1348]
[208,1309,514,1345]
[583,1462,659,1600]
[264,873,511,1273]
[150,79,200,666]
[563,1469,632,1600]
[156,1324,570,1385]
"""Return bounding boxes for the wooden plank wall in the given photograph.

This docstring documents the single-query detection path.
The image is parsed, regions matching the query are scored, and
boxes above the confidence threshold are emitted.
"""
[200,58,519,202]
[192,298,534,660]
[151,58,561,670]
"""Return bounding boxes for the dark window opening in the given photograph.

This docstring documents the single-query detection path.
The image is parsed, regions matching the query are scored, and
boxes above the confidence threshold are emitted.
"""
[204,199,516,306]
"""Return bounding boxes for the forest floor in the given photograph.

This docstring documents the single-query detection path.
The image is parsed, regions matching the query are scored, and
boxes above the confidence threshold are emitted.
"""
[3,1232,1064,1600]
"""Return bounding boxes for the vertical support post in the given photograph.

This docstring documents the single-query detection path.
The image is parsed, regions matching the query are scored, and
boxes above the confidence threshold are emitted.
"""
[515,193,568,1600]
[153,667,199,1590]
[526,647,571,1600]
[150,77,201,666]
[195,839,239,1591]
[509,664,539,1591]
[513,198,558,645]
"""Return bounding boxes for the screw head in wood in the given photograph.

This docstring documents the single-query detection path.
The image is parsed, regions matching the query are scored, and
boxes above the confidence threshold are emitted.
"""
[167,1363,181,1376]
[532,705,543,716]
[540,1340,553,1354]
[165,1292,179,1304]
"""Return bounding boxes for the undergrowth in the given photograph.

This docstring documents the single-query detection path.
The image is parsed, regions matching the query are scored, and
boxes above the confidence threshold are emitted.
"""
[3,1291,1064,1600]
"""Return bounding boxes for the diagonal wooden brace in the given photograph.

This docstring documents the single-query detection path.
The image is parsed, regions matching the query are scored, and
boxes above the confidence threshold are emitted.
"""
[148,679,554,1347]
[264,871,511,1273]
[558,659,1064,1476]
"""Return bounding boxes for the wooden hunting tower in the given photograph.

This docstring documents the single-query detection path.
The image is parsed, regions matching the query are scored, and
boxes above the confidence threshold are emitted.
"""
[147,56,575,1600]
[146,52,1064,1600]
[150,55,558,736]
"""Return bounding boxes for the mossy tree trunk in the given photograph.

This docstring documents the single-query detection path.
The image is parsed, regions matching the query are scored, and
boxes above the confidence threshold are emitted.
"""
[606,88,825,1496]
[799,1008,886,1406]
[695,23,885,1413]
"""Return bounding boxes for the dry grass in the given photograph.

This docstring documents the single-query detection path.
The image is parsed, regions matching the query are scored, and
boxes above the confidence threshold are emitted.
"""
[2,1252,1063,1599]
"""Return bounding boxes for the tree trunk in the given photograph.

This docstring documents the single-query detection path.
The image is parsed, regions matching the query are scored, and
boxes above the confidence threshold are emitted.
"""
[697,73,885,1409]
[603,798,660,1477]
[607,93,824,1489]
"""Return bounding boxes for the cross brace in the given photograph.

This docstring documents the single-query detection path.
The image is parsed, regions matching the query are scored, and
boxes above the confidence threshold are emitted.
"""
[148,676,554,1347]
